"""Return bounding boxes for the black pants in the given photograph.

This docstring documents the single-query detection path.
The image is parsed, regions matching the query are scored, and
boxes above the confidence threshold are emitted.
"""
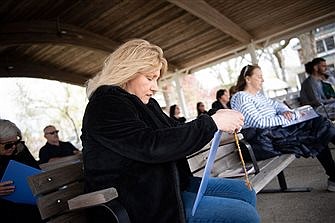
[0,199,43,223]
[317,147,335,181]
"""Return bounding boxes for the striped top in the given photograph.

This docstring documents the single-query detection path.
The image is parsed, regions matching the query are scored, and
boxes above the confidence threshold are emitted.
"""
[230,91,293,129]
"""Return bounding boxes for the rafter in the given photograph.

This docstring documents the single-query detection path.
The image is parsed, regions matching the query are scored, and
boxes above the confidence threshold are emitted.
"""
[0,21,120,53]
[0,58,88,86]
[167,0,252,44]
[179,12,335,73]
[254,12,335,43]
[0,21,180,73]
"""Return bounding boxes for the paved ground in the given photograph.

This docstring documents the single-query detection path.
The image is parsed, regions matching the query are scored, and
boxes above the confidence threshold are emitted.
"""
[257,149,335,223]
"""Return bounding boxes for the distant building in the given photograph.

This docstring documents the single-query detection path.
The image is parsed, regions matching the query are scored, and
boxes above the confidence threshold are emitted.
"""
[314,23,335,71]
[293,23,335,87]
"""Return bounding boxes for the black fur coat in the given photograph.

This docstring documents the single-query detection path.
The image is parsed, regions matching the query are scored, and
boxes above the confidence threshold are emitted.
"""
[81,86,217,223]
[241,116,335,160]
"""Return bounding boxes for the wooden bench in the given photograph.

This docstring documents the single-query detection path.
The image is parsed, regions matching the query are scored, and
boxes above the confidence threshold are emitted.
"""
[283,96,301,109]
[28,135,309,222]
[38,153,83,171]
[28,155,131,223]
[187,133,311,193]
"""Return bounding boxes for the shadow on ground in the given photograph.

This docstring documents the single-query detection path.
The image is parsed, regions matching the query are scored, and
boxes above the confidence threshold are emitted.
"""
[257,150,335,223]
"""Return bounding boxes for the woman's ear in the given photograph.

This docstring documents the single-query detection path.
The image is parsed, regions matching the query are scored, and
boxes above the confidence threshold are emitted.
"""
[245,76,250,83]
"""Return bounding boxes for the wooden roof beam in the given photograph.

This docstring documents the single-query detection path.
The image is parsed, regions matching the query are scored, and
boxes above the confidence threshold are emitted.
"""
[254,12,335,44]
[0,58,88,86]
[0,21,181,72]
[0,21,120,53]
[167,0,252,44]
[180,12,335,73]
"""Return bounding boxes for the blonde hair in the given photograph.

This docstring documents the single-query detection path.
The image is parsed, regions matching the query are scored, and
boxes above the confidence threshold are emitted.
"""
[86,39,168,98]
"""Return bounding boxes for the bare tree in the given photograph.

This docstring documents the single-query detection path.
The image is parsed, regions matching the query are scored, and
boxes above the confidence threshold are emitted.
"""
[298,31,317,64]
[272,39,291,82]
[209,64,225,85]
[9,80,86,158]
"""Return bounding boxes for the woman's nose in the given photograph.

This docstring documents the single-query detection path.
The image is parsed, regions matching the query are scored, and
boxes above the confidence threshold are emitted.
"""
[151,81,158,91]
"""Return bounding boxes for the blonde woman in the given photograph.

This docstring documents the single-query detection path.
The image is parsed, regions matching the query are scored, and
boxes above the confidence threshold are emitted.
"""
[81,39,259,223]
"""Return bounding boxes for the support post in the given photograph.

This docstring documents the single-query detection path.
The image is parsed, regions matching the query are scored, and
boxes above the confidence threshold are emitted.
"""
[247,42,258,65]
[174,71,189,119]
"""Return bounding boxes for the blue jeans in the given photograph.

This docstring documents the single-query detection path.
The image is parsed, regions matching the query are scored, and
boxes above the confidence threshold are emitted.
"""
[182,177,260,223]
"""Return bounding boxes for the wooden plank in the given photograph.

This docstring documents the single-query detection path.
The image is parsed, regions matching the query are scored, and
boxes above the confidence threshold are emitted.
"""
[28,162,83,195]
[188,133,244,176]
[68,187,118,210]
[0,21,120,52]
[167,0,252,43]
[39,154,82,171]
[284,97,300,109]
[189,143,237,177]
[250,154,296,193]
[37,182,84,220]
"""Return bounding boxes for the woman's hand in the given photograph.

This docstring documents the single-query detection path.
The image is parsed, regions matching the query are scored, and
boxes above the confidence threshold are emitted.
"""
[0,180,15,196]
[211,109,244,133]
[282,111,294,120]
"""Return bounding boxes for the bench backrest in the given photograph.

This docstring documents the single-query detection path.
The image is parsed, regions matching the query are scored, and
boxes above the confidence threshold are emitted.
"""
[187,133,255,178]
[284,97,301,109]
[30,155,130,223]
[187,132,296,194]
[39,153,82,171]
[28,161,86,222]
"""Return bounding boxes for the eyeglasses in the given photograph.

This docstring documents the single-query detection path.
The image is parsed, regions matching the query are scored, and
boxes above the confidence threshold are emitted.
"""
[242,65,251,77]
[46,130,59,135]
[1,136,22,150]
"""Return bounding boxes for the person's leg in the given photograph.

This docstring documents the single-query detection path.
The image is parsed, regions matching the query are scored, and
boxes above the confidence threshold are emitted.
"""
[205,177,257,207]
[186,177,257,207]
[316,104,335,120]
[316,147,335,181]
[0,199,43,222]
[323,103,335,120]
[182,191,260,223]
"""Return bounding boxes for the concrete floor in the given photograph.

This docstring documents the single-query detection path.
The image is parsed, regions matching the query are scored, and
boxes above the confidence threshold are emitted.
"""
[257,149,335,223]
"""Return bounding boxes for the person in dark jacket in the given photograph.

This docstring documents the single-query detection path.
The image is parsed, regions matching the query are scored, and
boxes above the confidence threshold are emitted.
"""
[300,58,335,119]
[208,89,230,116]
[169,104,187,123]
[0,119,43,223]
[39,125,79,164]
[81,39,259,223]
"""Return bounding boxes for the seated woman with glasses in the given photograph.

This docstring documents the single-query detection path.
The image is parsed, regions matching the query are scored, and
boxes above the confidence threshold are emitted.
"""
[38,125,80,164]
[0,119,43,222]
[230,64,335,192]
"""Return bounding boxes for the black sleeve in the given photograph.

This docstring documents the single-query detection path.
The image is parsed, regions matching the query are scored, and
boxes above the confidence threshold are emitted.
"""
[300,80,321,107]
[82,96,218,164]
[66,142,78,151]
[38,146,49,164]
[16,144,40,169]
